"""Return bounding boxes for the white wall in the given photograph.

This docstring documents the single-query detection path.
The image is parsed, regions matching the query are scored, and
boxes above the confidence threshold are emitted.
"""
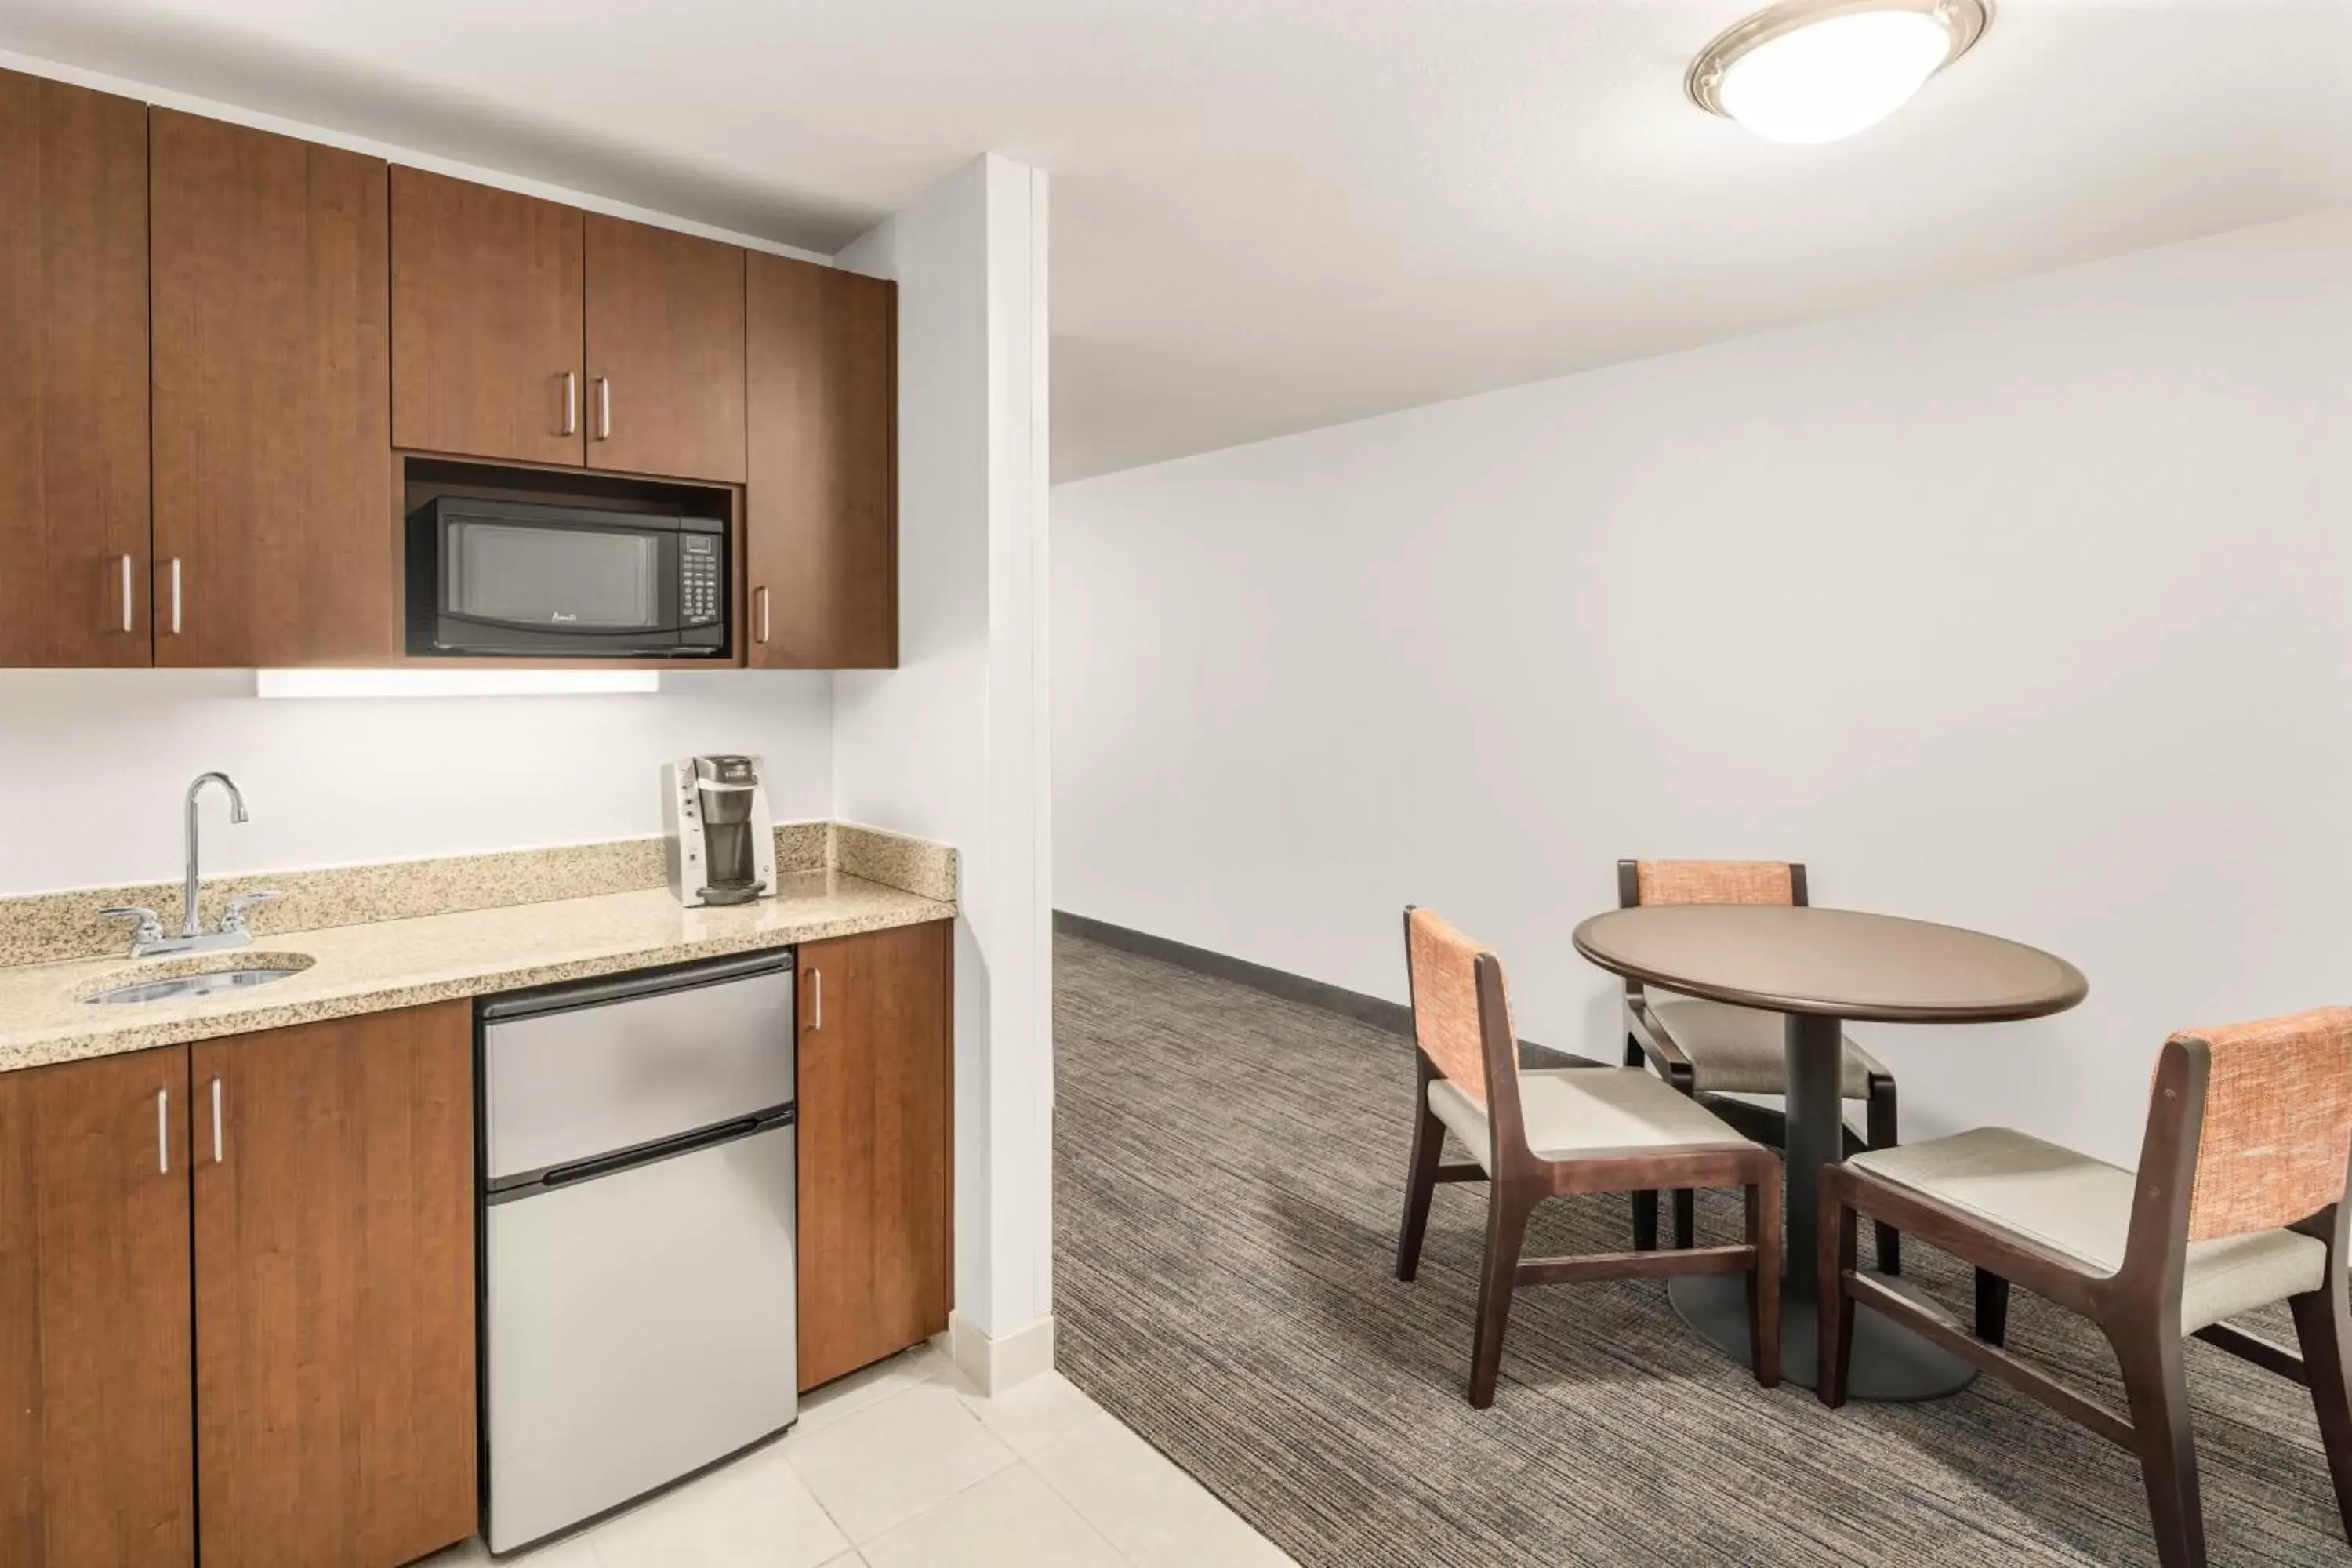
[1054,207,2352,1169]
[834,157,1054,1347]
[0,670,833,891]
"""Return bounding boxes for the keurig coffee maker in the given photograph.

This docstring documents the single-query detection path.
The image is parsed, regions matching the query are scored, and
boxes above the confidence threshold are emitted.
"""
[662,756,778,907]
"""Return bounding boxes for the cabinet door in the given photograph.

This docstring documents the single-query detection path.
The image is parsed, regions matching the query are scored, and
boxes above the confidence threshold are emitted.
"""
[390,168,585,466]
[797,920,953,1390]
[0,1047,194,1566]
[150,111,393,667]
[746,255,896,668]
[0,70,151,668]
[585,214,746,481]
[191,1003,474,1568]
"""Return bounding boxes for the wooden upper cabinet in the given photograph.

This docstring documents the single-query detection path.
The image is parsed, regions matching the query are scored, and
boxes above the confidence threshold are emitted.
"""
[797,920,951,1390]
[0,70,151,669]
[150,111,393,668]
[191,1002,475,1568]
[0,1047,195,1567]
[746,254,897,668]
[390,168,586,466]
[586,214,746,482]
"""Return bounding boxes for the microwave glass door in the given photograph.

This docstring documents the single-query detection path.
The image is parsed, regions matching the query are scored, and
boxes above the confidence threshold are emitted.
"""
[448,522,662,633]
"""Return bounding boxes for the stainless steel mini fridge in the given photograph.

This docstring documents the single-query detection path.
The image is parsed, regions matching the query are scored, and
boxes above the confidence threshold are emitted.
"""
[479,949,797,1554]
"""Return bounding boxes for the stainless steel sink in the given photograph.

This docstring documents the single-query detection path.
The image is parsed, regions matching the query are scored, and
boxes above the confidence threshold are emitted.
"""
[82,954,314,1006]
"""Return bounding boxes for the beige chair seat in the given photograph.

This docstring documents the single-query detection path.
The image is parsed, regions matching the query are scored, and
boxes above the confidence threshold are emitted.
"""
[1650,996,1884,1099]
[1431,1067,1750,1174]
[1850,1127,2328,1334]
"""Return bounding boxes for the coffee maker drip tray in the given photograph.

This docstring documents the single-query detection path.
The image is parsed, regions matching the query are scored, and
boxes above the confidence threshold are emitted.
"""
[699,881,768,907]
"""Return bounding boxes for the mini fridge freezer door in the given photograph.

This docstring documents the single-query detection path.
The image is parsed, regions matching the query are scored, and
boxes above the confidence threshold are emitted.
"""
[482,954,794,1182]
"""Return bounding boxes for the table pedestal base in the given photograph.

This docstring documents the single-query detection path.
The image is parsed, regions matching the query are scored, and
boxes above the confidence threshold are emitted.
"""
[1668,1272,1977,1402]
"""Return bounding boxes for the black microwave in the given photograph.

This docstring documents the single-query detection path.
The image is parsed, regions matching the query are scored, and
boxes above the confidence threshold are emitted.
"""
[406,497,728,659]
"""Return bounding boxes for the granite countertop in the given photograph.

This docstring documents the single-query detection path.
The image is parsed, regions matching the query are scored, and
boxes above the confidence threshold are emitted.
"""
[0,868,953,1073]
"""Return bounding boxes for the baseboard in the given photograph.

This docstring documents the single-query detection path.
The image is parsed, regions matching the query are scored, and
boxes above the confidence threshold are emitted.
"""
[938,1309,1055,1396]
[1053,910,1595,1069]
[1055,909,1412,1034]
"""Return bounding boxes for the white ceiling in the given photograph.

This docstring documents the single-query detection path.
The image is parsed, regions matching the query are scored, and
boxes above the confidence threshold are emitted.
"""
[8,1,2350,481]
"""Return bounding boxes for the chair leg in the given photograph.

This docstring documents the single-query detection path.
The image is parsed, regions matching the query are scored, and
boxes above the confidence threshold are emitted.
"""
[1976,1269,2011,1348]
[1625,1036,1660,1252]
[1867,1076,1900,1277]
[2288,1276,2352,1539]
[1817,1178,1857,1408]
[1745,1161,1782,1388]
[1467,1181,1532,1409]
[1396,1090,1446,1283]
[2112,1327,2206,1568]
[1650,1055,1697,1251]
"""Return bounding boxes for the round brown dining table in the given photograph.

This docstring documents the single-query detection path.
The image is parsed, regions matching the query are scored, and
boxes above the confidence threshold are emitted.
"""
[1571,904,2088,1401]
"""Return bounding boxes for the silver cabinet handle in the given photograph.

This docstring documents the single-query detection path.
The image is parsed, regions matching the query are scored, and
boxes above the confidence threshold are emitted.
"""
[211,1076,223,1164]
[595,376,612,441]
[167,558,182,636]
[756,586,770,645]
[561,370,578,436]
[811,967,822,1031]
[157,1088,169,1174]
[118,554,134,633]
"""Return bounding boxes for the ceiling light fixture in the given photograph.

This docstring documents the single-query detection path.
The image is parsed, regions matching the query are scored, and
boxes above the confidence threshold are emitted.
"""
[1688,0,1990,145]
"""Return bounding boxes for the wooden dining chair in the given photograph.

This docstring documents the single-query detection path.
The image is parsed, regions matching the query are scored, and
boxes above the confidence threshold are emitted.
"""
[1617,858,1904,1273]
[1819,1007,2352,1568]
[1393,905,1783,1408]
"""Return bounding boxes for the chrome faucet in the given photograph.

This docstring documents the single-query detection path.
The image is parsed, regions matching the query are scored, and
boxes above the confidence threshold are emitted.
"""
[99,772,282,959]
[179,772,244,937]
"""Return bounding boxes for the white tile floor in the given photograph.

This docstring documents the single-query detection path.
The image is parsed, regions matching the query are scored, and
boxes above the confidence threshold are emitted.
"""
[423,1345,1295,1568]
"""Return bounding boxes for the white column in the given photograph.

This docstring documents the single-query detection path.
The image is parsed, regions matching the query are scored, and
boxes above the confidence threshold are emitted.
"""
[833,154,1054,1388]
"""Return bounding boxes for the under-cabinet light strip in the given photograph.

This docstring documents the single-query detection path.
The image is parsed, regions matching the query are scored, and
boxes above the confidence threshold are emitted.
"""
[254,670,661,699]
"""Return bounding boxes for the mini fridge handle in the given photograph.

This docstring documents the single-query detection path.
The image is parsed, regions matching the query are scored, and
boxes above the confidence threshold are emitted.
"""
[479,947,795,1023]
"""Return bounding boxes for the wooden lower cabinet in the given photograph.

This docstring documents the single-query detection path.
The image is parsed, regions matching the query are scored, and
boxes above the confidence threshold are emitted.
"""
[0,1047,194,1568]
[191,1001,476,1568]
[797,920,953,1390]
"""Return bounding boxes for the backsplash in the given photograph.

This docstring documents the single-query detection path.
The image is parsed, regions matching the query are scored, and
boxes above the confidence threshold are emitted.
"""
[832,821,958,903]
[0,669,837,897]
[0,822,954,968]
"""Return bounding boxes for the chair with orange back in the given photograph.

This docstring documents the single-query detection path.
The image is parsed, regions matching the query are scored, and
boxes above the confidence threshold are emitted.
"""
[1617,858,1904,1273]
[1393,905,1784,1407]
[1820,1007,2352,1566]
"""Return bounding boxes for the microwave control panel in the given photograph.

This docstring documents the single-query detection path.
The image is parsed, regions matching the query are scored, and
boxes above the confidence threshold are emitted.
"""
[681,535,722,626]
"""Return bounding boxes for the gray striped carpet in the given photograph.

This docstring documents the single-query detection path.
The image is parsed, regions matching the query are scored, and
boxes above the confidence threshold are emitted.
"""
[1051,932,2347,1566]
